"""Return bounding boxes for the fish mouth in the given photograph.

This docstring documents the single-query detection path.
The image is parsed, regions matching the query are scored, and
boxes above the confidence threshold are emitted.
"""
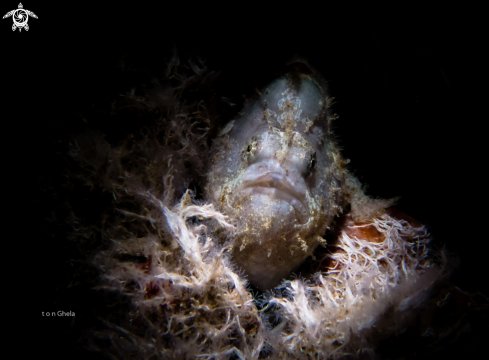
[232,172,309,224]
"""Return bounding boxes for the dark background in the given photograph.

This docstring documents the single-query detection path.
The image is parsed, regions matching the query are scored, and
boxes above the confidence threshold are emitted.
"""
[4,3,486,359]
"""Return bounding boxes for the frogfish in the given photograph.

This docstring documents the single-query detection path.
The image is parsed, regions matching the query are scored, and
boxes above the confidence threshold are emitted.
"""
[205,61,397,291]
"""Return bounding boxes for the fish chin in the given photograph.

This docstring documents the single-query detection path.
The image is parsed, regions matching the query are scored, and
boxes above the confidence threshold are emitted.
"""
[229,196,313,290]
[227,171,319,291]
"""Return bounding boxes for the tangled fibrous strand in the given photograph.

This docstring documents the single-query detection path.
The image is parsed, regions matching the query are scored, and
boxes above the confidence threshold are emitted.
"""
[91,180,447,359]
[69,56,272,359]
[68,54,218,207]
[266,214,448,359]
[91,188,271,359]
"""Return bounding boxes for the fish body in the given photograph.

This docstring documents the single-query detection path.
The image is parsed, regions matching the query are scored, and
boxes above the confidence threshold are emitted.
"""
[205,62,347,290]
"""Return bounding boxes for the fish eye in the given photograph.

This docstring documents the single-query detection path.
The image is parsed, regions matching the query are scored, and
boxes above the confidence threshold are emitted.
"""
[307,151,316,175]
[242,137,257,159]
[246,137,257,152]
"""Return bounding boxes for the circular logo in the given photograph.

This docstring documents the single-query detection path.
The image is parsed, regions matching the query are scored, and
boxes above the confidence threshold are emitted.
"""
[12,9,28,27]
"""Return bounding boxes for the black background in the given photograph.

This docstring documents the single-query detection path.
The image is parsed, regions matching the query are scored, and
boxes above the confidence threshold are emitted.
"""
[4,3,486,359]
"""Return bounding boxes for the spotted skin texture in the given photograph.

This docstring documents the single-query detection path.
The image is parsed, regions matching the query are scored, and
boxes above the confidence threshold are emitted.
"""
[205,63,348,290]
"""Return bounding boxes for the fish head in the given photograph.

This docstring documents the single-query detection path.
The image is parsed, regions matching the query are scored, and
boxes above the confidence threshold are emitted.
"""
[205,62,347,290]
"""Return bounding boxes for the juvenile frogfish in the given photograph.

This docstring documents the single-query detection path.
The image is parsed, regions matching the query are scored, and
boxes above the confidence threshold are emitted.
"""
[205,62,375,290]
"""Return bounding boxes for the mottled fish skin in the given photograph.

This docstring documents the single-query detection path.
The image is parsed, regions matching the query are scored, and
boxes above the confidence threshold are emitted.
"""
[205,62,349,290]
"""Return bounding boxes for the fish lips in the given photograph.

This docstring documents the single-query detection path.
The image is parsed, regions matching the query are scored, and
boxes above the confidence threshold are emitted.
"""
[231,172,309,224]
